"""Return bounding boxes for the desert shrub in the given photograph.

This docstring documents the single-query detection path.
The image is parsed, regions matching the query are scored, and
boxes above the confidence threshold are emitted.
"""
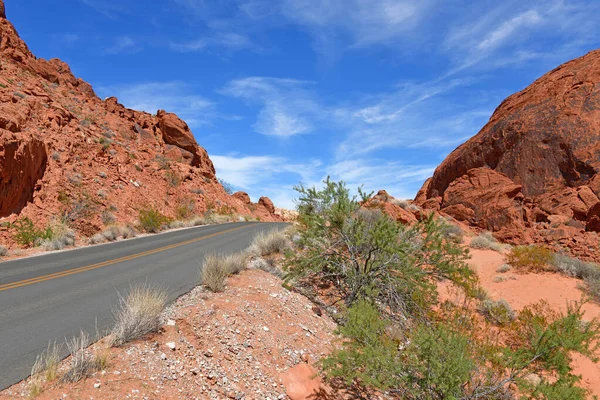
[248,257,284,278]
[507,245,553,272]
[218,178,234,195]
[175,198,195,220]
[406,203,421,212]
[138,205,170,233]
[101,210,116,225]
[439,220,463,244]
[110,283,167,346]
[10,218,52,247]
[0,245,7,256]
[42,221,75,251]
[470,232,505,252]
[200,254,231,292]
[249,229,290,256]
[288,178,474,322]
[88,233,104,245]
[61,331,101,383]
[584,277,600,303]
[496,264,511,273]
[550,253,600,280]
[190,216,208,226]
[322,299,401,390]
[168,220,187,229]
[324,298,599,399]
[479,299,515,325]
[391,198,410,208]
[59,191,96,222]
[164,169,180,187]
[224,252,248,275]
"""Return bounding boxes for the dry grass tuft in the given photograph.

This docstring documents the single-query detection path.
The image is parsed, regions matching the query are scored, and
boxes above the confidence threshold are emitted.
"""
[28,341,61,398]
[200,254,231,292]
[0,244,8,257]
[61,331,101,383]
[109,283,167,346]
[249,229,290,256]
[469,232,506,253]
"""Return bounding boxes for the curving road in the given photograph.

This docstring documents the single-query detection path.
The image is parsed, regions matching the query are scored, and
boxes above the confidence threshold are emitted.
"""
[0,221,287,390]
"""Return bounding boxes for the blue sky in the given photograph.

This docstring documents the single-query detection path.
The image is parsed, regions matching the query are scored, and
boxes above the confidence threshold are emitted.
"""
[9,0,600,208]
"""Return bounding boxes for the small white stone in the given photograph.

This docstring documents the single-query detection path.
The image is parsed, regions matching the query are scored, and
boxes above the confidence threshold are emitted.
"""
[263,326,270,332]
[93,382,101,389]
[166,342,177,351]
[167,319,176,326]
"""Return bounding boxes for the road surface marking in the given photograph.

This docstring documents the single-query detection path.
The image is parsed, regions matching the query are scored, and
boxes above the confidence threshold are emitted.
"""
[0,225,250,292]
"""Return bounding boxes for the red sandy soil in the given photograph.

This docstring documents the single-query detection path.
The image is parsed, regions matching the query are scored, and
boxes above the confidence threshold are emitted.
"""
[465,244,600,398]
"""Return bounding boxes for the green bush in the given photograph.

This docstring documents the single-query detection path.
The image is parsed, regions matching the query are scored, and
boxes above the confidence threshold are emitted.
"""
[323,299,599,399]
[507,245,553,272]
[138,206,170,233]
[479,298,515,325]
[10,217,52,247]
[287,178,474,322]
[322,299,401,389]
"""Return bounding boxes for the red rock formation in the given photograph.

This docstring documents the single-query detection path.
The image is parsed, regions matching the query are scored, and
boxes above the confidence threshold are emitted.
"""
[364,190,419,225]
[0,4,280,248]
[233,191,252,204]
[416,49,600,260]
[258,196,275,214]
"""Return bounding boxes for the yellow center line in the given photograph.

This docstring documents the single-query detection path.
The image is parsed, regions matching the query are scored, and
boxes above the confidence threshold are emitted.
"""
[0,224,250,292]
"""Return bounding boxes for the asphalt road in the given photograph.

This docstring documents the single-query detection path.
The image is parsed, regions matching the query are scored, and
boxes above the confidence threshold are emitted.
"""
[0,221,287,390]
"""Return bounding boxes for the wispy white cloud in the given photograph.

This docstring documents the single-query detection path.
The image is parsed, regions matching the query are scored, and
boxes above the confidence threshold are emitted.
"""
[279,0,432,48]
[328,159,436,198]
[104,36,138,54]
[221,77,322,137]
[443,0,599,75]
[81,0,127,19]
[211,154,322,208]
[97,82,216,127]
[170,32,256,53]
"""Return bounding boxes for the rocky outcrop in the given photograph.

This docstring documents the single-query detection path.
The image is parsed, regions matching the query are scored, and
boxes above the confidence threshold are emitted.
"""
[0,131,47,217]
[258,196,275,214]
[156,110,215,175]
[416,49,600,260]
[364,190,419,225]
[233,191,252,204]
[0,5,281,249]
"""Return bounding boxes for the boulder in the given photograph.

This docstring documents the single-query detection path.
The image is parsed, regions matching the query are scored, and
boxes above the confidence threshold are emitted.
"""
[233,191,252,204]
[258,196,275,214]
[156,110,215,176]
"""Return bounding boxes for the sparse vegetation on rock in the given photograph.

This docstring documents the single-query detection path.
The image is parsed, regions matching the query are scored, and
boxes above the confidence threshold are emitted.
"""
[138,205,170,233]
